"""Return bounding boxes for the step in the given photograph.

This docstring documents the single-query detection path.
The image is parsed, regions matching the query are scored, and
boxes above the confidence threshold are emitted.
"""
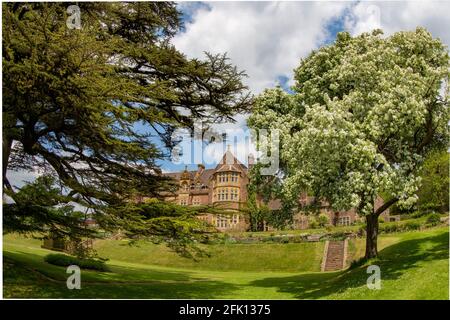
[322,239,348,271]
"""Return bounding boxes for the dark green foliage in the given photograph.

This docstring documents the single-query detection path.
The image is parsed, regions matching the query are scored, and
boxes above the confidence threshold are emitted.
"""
[417,150,449,212]
[2,2,250,210]
[2,3,250,248]
[426,213,441,226]
[316,213,329,227]
[44,253,108,271]
[3,176,94,239]
[100,199,216,258]
[404,221,421,230]
[359,217,442,235]
[389,149,449,215]
[308,219,319,229]
[245,163,293,231]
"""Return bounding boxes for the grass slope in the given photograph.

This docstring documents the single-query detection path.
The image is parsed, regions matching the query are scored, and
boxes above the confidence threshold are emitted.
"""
[3,227,449,299]
[93,239,324,272]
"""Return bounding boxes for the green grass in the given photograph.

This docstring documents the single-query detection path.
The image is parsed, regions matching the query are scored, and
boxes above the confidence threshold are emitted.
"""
[3,226,449,299]
[93,239,324,272]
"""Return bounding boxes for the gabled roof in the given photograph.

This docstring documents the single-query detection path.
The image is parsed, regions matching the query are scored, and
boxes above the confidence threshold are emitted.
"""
[163,149,248,184]
[164,168,215,185]
[214,149,247,173]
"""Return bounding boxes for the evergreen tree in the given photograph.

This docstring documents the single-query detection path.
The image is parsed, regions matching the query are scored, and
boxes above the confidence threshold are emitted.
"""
[3,3,251,246]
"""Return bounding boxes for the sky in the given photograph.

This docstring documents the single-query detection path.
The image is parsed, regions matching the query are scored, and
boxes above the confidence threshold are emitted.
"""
[6,0,450,188]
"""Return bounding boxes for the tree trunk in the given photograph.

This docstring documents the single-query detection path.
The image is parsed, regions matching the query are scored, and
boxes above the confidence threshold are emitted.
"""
[2,135,13,190]
[365,213,379,259]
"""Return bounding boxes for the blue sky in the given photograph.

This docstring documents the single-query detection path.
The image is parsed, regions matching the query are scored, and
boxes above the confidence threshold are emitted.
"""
[7,1,450,186]
[159,1,351,173]
[163,0,450,173]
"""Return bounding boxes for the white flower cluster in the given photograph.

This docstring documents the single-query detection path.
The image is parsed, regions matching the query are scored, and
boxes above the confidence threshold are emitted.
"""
[248,28,449,216]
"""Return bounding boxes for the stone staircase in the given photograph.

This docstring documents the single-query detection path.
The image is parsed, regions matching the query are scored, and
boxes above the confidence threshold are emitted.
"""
[322,240,347,272]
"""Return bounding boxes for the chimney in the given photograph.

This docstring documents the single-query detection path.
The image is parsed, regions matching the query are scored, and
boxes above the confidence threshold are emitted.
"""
[248,153,255,168]
[197,163,205,174]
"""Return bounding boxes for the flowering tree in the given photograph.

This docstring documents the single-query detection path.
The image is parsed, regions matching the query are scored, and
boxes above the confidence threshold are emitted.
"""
[249,28,449,258]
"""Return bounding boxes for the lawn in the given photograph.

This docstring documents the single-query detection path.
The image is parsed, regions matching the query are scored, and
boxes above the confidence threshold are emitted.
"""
[3,226,449,299]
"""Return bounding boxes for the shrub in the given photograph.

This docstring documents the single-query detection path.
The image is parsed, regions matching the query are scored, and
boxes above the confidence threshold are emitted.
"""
[404,221,421,230]
[44,253,108,271]
[426,213,441,226]
[379,223,401,234]
[317,213,330,227]
[309,219,319,229]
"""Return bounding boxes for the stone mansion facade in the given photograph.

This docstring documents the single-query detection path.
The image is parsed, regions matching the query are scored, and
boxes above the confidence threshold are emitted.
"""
[162,149,389,232]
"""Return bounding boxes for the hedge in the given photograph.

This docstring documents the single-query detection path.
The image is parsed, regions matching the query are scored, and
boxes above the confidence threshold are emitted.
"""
[44,253,109,271]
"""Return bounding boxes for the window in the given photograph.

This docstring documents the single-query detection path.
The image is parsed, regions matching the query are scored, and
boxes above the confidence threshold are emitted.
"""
[232,214,239,224]
[218,173,232,183]
[180,199,188,206]
[193,198,200,205]
[217,188,230,201]
[230,172,239,183]
[216,215,228,228]
[338,216,350,226]
[230,188,239,201]
[216,187,239,201]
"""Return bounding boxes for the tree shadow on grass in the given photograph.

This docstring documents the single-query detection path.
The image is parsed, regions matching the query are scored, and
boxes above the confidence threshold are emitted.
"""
[3,251,239,299]
[249,231,449,299]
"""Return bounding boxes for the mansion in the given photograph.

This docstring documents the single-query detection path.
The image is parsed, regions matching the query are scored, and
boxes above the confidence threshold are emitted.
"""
[162,149,389,231]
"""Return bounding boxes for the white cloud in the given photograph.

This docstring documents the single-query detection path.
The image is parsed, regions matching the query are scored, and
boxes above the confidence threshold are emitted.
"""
[172,1,348,167]
[172,1,450,169]
[175,1,450,97]
[345,1,450,46]
[173,1,348,94]
[7,2,450,177]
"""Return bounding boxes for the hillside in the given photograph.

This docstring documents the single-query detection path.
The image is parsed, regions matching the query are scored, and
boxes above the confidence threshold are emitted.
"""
[3,227,448,299]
